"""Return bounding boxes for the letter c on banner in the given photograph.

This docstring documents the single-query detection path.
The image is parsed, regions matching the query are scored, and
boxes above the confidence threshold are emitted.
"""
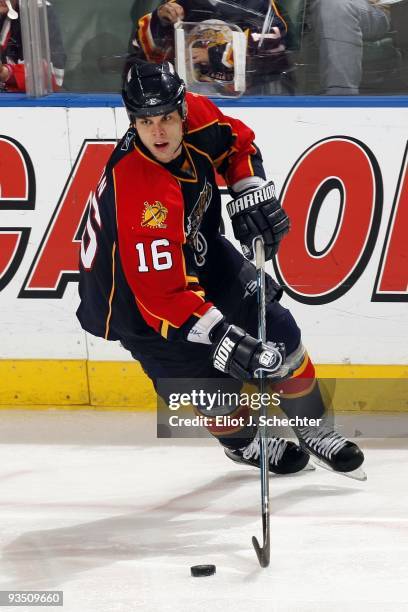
[0,136,35,291]
[275,137,382,304]
[0,135,35,208]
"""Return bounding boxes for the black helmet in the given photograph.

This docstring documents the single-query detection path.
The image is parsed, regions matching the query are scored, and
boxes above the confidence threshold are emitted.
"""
[122,61,187,121]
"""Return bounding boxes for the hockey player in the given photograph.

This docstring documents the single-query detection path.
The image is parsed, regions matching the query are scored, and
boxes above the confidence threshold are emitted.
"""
[77,60,365,479]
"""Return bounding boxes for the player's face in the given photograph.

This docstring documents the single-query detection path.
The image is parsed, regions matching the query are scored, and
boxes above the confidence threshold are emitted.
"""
[135,111,183,163]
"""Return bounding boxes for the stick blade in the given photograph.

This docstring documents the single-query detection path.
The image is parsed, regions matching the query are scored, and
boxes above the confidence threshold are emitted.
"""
[311,457,367,481]
[252,536,270,568]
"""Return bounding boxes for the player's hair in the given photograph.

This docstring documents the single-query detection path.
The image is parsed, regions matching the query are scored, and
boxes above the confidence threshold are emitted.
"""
[122,59,187,124]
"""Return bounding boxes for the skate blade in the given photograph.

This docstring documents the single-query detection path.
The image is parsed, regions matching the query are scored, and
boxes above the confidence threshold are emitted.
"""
[311,457,367,481]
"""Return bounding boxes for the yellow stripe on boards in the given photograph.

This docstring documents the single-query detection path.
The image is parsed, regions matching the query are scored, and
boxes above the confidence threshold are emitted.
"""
[0,361,406,411]
[0,360,89,406]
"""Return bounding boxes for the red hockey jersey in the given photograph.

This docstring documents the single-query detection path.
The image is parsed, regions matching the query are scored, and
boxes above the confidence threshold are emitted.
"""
[77,92,266,344]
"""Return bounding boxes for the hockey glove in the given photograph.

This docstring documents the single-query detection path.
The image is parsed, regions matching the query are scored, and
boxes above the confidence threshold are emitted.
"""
[211,322,286,380]
[226,179,290,261]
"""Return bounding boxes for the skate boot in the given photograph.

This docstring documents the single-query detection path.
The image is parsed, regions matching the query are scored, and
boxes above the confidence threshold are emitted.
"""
[295,421,366,481]
[224,435,312,475]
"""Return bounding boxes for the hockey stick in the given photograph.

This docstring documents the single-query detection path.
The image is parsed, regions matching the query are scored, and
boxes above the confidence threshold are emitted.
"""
[251,237,270,568]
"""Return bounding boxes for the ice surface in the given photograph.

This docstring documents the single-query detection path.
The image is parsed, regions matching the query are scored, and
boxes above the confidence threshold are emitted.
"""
[0,410,407,612]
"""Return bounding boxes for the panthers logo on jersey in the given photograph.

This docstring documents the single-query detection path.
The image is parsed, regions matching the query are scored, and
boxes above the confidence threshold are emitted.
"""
[141,201,168,229]
[186,179,212,240]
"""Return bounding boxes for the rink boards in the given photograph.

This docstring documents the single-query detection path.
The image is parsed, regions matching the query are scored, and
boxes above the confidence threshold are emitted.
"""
[0,102,407,407]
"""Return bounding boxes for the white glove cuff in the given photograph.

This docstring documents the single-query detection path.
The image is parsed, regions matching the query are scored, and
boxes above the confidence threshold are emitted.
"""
[231,176,265,195]
[187,307,224,345]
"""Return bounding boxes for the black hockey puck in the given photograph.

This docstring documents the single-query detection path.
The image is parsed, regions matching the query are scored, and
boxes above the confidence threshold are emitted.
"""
[190,564,216,577]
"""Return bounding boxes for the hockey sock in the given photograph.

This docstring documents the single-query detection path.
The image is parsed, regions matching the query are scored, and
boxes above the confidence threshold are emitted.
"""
[272,352,329,422]
[196,404,258,450]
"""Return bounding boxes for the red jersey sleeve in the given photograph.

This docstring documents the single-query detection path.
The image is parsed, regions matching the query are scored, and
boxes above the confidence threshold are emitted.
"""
[3,64,25,92]
[185,92,266,187]
[4,63,61,93]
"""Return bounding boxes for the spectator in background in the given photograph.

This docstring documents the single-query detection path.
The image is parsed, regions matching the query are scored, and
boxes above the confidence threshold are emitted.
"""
[310,0,391,94]
[0,0,66,92]
[131,0,291,93]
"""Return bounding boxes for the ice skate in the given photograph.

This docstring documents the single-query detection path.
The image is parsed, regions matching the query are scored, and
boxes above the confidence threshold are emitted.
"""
[224,434,313,475]
[295,422,366,481]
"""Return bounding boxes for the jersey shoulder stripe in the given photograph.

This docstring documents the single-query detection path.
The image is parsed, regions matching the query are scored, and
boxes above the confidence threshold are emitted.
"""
[185,92,224,134]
